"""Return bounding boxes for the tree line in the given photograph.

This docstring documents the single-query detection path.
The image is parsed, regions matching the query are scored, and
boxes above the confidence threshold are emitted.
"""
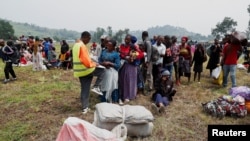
[0,4,249,42]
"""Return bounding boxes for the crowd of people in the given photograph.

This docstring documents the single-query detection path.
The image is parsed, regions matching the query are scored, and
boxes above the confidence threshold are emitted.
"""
[0,35,73,84]
[72,30,248,115]
[1,30,248,115]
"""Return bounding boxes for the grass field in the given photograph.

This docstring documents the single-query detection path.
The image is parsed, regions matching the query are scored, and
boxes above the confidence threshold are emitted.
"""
[0,45,250,141]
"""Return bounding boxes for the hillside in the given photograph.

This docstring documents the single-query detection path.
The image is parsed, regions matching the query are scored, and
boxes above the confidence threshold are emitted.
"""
[131,25,213,41]
[7,19,213,42]
[8,20,80,40]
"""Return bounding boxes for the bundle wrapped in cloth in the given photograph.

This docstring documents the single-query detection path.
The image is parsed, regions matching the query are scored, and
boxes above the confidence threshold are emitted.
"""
[93,103,154,137]
[56,117,126,141]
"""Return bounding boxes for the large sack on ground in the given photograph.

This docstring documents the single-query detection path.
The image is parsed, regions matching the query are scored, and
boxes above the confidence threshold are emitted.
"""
[95,103,123,123]
[93,103,154,137]
[123,104,154,124]
[56,117,123,141]
[93,115,153,137]
[229,86,250,100]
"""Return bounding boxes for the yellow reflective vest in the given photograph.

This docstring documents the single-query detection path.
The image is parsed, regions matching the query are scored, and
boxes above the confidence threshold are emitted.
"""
[72,42,95,77]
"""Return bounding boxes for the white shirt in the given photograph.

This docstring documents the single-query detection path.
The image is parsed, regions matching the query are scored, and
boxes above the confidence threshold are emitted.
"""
[152,43,166,65]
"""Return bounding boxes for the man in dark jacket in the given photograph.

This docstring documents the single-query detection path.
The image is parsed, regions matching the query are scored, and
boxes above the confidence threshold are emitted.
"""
[2,40,17,84]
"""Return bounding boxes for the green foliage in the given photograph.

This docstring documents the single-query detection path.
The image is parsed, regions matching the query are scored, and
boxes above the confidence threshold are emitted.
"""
[0,19,15,39]
[92,27,105,42]
[5,19,80,41]
[107,26,112,37]
[211,17,237,40]
[247,5,250,39]
[3,18,214,44]
[113,29,125,43]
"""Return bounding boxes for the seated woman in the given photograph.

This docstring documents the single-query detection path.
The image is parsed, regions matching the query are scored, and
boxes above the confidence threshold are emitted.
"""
[57,51,71,69]
[98,39,121,103]
[151,70,176,115]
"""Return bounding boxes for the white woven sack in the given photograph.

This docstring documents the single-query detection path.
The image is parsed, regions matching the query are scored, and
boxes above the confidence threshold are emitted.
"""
[123,105,154,124]
[95,103,123,123]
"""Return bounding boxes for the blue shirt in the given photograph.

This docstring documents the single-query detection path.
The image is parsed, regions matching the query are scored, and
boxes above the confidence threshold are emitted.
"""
[99,49,121,70]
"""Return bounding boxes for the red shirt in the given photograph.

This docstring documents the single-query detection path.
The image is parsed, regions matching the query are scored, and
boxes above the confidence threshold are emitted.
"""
[119,44,131,59]
[223,43,241,65]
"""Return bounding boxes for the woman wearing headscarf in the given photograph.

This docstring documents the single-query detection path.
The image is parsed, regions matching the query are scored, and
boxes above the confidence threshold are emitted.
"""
[98,39,121,103]
[178,36,192,84]
[119,34,141,103]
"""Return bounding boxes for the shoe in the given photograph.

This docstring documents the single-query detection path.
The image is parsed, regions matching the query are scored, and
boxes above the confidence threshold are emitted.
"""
[168,96,173,101]
[91,87,103,95]
[3,79,10,84]
[11,78,17,81]
[119,99,124,105]
[82,107,90,114]
[144,89,153,96]
[175,80,180,86]
[159,106,165,114]
[151,103,159,115]
[124,99,130,103]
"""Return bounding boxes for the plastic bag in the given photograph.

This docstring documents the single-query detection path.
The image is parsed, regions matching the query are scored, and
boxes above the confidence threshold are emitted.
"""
[212,66,221,79]
[213,69,223,85]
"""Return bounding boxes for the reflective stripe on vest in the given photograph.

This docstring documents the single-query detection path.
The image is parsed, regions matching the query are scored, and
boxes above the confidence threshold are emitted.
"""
[73,42,95,77]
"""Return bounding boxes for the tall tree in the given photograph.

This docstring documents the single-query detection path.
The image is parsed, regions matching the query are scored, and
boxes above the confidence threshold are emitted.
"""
[113,30,124,43]
[92,27,105,42]
[211,17,237,40]
[124,28,130,35]
[0,19,15,39]
[107,26,112,37]
[247,4,250,39]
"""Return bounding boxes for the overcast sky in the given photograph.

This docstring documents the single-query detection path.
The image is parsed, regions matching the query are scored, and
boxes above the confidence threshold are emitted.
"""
[0,0,249,36]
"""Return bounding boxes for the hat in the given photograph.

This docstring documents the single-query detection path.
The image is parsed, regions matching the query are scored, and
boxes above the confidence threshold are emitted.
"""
[161,70,170,76]
[131,36,137,44]
[181,36,188,42]
[100,35,108,39]
[232,31,247,41]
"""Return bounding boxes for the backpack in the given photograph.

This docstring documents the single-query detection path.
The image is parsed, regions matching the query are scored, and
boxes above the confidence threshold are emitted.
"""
[151,45,160,62]
[0,46,4,61]
[9,45,21,65]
